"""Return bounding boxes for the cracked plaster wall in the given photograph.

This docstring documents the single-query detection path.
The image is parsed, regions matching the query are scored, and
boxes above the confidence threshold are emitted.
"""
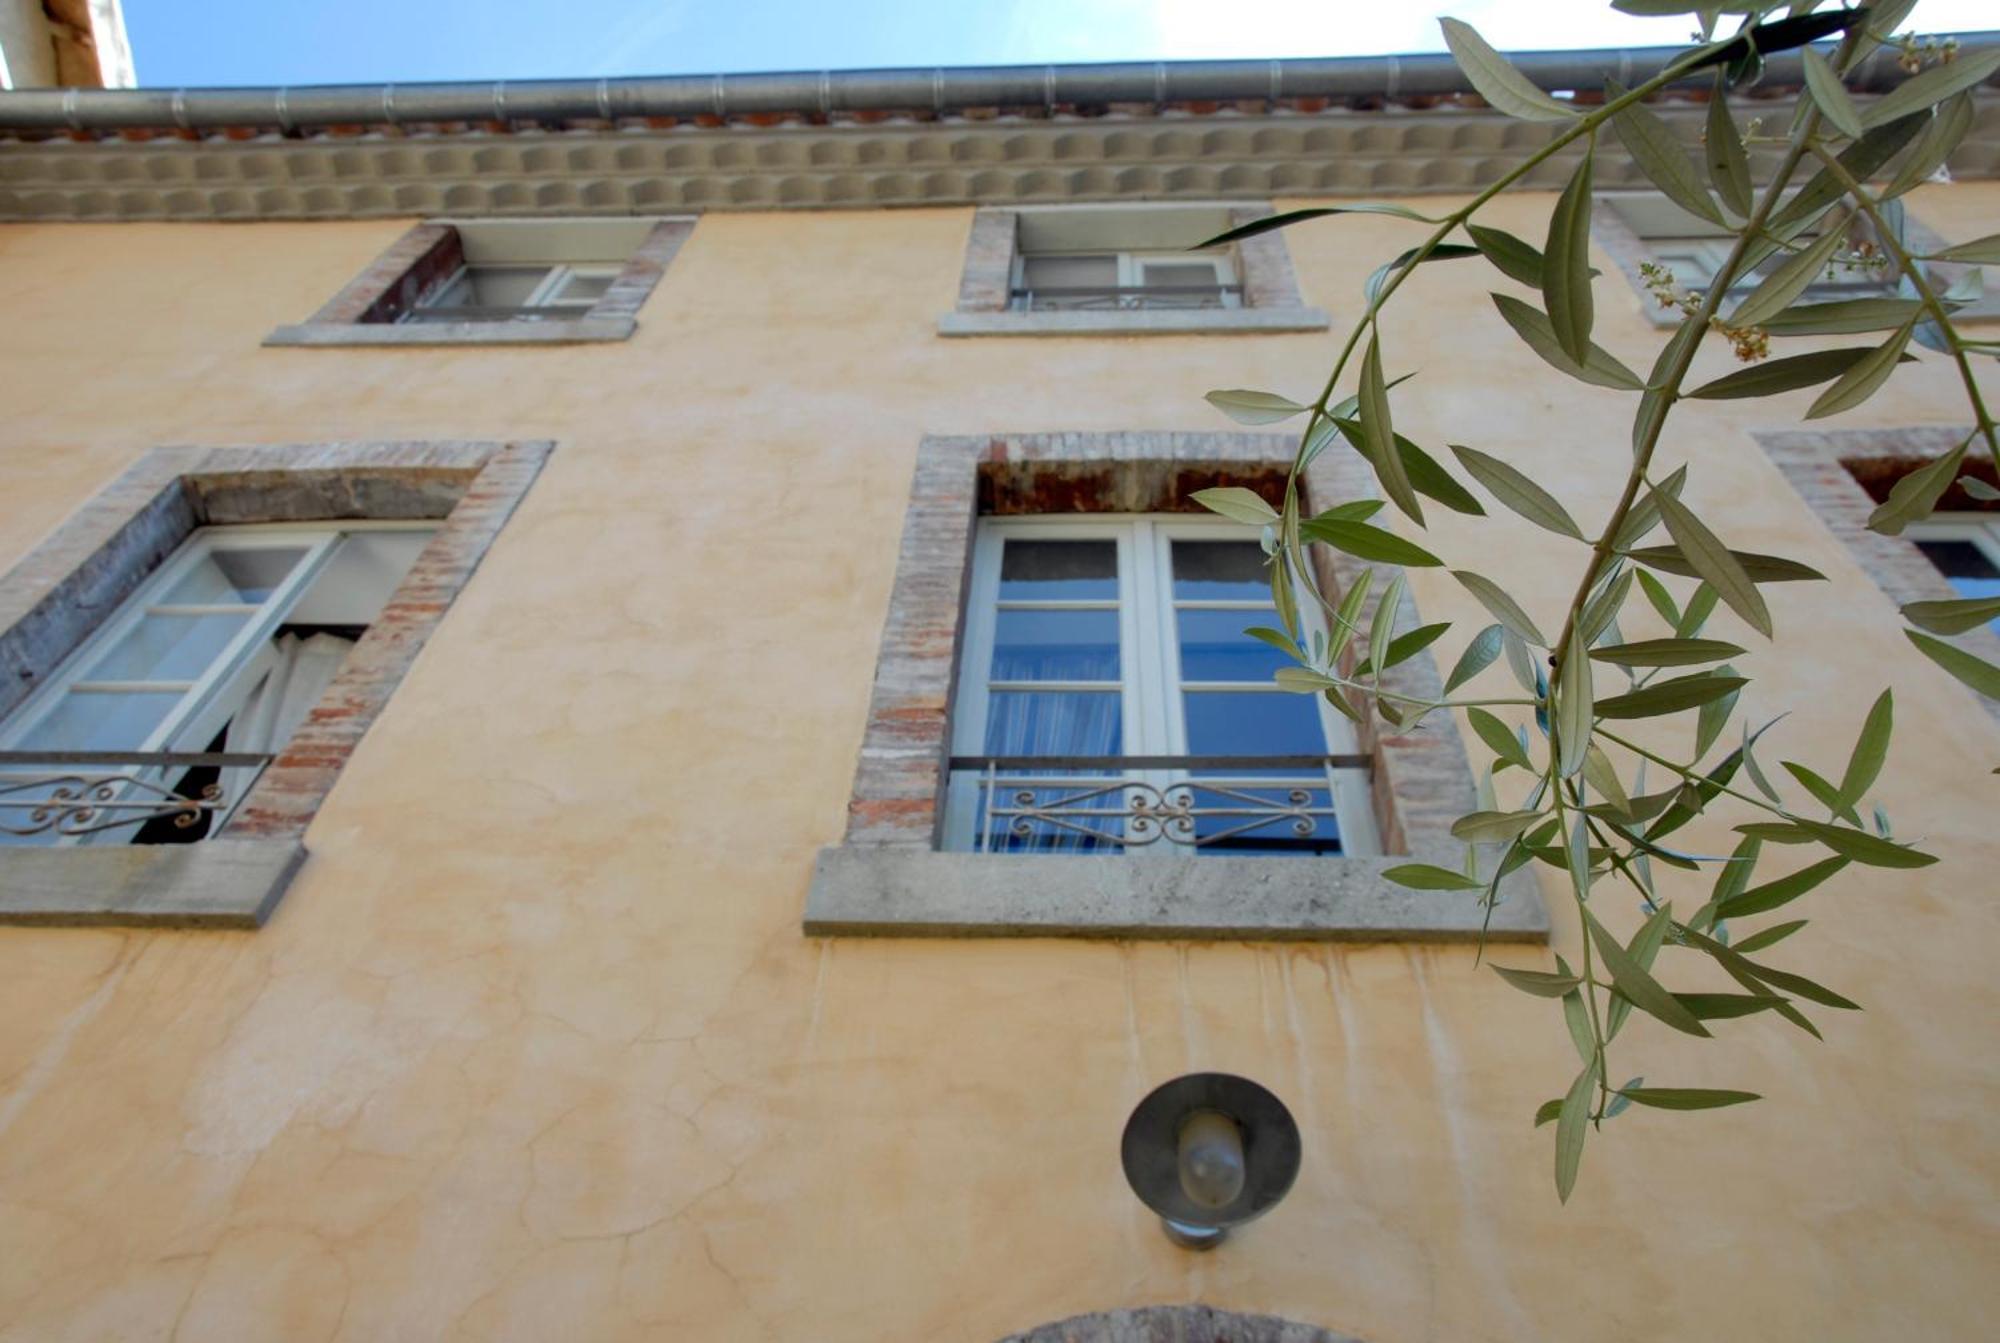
[0,185,1995,1341]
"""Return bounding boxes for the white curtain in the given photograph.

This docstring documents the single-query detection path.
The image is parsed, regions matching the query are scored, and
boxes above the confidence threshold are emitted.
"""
[226,632,356,756]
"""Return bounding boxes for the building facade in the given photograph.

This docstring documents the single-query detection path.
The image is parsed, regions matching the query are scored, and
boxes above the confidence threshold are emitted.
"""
[0,37,1996,1342]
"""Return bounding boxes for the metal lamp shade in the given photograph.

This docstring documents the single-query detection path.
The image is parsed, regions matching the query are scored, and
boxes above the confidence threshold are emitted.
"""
[1120,1072,1301,1241]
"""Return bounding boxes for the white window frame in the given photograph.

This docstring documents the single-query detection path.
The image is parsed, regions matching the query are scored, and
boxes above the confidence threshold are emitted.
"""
[1010,250,1241,311]
[407,262,624,321]
[0,521,433,846]
[1908,512,2000,594]
[943,513,1377,855]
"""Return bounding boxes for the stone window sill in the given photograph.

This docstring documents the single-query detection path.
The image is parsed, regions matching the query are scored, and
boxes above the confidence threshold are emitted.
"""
[938,308,1331,338]
[804,847,1548,942]
[0,840,306,928]
[263,317,636,347]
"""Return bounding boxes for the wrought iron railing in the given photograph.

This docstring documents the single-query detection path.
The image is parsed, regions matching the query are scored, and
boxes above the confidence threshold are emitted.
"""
[950,754,1367,853]
[0,750,273,839]
[1009,284,1242,313]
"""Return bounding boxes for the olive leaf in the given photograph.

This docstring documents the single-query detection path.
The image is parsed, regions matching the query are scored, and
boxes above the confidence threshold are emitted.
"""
[1468,224,1549,288]
[1704,78,1752,217]
[1761,297,1931,336]
[1491,294,1644,391]
[1727,227,1848,330]
[1608,78,1725,226]
[1383,863,1485,891]
[1657,493,1772,638]
[1836,689,1893,809]
[1596,672,1748,719]
[1190,486,1279,524]
[1299,517,1444,567]
[1866,440,1967,535]
[1901,595,2000,635]
[1686,347,1913,400]
[1439,17,1580,123]
[1862,47,2000,131]
[1194,203,1443,248]
[1543,154,1597,366]
[1451,445,1586,540]
[1800,47,1863,140]
[1453,570,1549,647]
[1204,389,1310,425]
[1443,623,1505,694]
[1587,637,1745,667]
[1905,630,2000,702]
[1359,336,1424,524]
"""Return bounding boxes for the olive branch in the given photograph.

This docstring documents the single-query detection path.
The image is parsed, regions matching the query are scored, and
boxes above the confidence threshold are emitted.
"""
[1190,0,1999,1201]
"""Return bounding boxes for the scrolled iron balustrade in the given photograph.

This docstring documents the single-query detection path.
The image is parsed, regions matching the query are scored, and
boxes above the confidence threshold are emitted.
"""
[0,750,273,838]
[952,754,1367,851]
[1009,283,1242,313]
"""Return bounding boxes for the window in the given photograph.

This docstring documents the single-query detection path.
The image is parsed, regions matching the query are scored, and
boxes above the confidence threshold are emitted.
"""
[266,216,694,347]
[1601,193,1901,302]
[804,431,1546,942]
[942,204,1328,337]
[0,439,551,927]
[945,516,1374,855]
[1013,251,1239,312]
[404,262,621,324]
[1909,514,2000,634]
[0,523,431,847]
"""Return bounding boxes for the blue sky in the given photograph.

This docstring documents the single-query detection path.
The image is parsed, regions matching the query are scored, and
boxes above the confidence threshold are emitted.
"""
[126,1,1995,88]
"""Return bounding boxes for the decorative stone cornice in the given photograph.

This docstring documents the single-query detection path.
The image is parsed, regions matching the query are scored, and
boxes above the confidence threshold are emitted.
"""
[3,96,1995,222]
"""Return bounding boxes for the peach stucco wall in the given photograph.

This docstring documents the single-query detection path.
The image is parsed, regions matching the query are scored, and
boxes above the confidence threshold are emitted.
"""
[0,184,1996,1342]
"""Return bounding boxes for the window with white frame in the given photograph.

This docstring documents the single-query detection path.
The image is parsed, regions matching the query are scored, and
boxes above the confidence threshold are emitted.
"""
[1602,193,1903,301]
[405,262,620,323]
[0,522,432,847]
[1909,513,2000,634]
[1010,207,1240,313]
[943,516,1377,856]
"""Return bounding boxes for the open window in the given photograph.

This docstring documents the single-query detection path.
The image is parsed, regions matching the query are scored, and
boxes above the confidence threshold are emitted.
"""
[0,524,431,847]
[266,217,694,347]
[943,204,1327,337]
[1011,210,1241,312]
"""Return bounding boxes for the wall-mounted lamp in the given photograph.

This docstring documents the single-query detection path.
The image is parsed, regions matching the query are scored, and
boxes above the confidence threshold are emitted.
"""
[1120,1072,1301,1250]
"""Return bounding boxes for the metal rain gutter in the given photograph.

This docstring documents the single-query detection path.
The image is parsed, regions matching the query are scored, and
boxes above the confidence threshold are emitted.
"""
[0,35,1993,133]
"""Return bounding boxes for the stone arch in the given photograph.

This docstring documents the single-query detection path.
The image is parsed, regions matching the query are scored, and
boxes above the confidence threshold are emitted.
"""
[994,1304,1361,1342]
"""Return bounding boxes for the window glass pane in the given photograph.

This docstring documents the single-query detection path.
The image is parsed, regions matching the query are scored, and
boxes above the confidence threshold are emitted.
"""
[1141,262,1222,289]
[1182,689,1323,757]
[975,777,1124,854]
[1176,608,1288,682]
[983,690,1121,758]
[551,271,615,304]
[1021,255,1118,290]
[1171,540,1270,602]
[13,691,182,752]
[998,540,1117,601]
[1917,540,2000,630]
[82,613,249,683]
[162,547,306,605]
[464,265,553,308]
[992,609,1119,681]
[1181,781,1342,856]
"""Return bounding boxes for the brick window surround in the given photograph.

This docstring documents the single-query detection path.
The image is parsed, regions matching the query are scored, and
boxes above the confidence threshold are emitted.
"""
[264,217,693,348]
[0,439,552,927]
[938,203,1332,337]
[803,430,1548,942]
[1756,424,2000,724]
